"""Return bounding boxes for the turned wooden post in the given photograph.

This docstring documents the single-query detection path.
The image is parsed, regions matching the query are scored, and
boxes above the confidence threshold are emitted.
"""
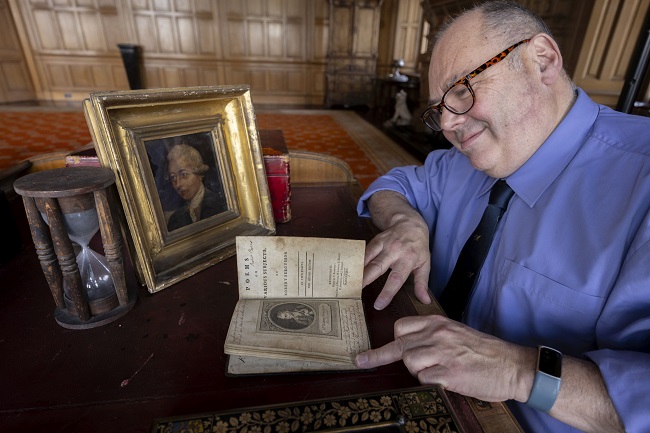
[94,187,128,306]
[21,195,66,309]
[14,166,136,329]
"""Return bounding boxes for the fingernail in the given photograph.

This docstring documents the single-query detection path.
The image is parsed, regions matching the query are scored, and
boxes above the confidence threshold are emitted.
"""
[356,353,368,366]
[374,299,386,310]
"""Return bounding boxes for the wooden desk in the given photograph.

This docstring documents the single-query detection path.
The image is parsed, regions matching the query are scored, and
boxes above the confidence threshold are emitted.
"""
[0,183,521,433]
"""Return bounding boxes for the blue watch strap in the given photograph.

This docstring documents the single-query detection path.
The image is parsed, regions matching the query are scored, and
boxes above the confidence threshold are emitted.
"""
[526,346,562,413]
[526,370,562,412]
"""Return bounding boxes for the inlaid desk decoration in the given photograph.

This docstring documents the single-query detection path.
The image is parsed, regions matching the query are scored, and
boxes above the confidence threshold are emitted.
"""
[152,385,465,433]
[0,180,522,433]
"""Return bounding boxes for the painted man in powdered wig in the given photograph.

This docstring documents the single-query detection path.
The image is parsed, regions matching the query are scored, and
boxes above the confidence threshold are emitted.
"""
[166,144,227,231]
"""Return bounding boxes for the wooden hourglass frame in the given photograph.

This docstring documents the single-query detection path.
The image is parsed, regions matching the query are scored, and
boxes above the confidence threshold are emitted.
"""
[14,166,136,329]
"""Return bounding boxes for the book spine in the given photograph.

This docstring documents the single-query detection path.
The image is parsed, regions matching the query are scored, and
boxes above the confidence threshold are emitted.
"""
[65,155,101,167]
[264,155,291,223]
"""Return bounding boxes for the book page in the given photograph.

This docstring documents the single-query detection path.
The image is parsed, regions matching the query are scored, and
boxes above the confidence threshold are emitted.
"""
[224,297,370,365]
[235,236,365,300]
[226,355,359,375]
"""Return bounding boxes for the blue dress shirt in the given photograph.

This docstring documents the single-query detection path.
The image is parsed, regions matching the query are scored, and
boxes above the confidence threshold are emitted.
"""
[358,89,650,433]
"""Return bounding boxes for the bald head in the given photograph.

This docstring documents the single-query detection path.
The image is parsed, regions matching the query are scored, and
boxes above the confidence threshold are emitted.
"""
[433,1,552,55]
[426,1,576,178]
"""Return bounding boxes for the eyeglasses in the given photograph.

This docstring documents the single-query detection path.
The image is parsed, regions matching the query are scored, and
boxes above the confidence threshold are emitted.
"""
[421,39,530,132]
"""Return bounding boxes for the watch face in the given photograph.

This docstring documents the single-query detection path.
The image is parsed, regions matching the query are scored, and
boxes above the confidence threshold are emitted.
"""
[539,347,562,377]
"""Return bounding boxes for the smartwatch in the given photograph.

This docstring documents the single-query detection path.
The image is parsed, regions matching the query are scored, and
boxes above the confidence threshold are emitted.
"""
[525,346,562,413]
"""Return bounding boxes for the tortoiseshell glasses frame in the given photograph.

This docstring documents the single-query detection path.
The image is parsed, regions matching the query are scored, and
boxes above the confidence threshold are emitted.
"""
[421,39,530,131]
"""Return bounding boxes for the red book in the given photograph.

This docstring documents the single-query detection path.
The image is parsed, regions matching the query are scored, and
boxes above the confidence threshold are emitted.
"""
[260,130,291,223]
[65,145,101,167]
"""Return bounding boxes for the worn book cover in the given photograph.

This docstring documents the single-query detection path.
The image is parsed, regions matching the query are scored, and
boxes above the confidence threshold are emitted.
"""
[260,130,291,223]
[65,145,101,167]
[224,236,370,374]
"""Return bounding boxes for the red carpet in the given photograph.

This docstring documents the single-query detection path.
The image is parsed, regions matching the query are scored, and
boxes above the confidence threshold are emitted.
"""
[0,109,418,189]
[0,112,92,170]
[255,113,381,187]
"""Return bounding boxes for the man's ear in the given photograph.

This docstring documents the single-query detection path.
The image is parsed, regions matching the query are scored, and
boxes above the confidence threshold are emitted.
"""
[529,33,564,85]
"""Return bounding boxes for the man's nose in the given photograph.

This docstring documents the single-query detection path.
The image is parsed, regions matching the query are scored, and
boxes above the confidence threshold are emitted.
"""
[440,107,467,131]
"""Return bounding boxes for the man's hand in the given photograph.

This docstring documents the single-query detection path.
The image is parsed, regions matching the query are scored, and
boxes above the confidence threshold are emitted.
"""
[355,314,625,433]
[355,314,534,403]
[364,191,432,309]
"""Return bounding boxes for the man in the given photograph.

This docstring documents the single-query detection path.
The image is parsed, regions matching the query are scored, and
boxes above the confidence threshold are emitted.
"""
[166,144,227,231]
[356,2,650,432]
[275,304,316,328]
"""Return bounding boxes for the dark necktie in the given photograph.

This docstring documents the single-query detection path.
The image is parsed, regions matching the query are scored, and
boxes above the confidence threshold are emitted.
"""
[438,179,515,321]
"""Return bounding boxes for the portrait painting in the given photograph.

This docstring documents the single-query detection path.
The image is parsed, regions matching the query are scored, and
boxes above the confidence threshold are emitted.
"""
[269,302,316,330]
[261,300,342,337]
[145,132,228,233]
[83,85,275,293]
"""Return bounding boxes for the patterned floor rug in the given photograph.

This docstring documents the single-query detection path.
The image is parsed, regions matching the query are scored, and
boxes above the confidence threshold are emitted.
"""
[0,107,419,189]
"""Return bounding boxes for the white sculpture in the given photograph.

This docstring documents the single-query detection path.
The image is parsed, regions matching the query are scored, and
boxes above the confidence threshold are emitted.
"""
[385,89,412,127]
[389,59,409,82]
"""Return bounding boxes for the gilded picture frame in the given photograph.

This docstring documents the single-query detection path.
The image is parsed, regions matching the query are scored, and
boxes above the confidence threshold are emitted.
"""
[83,85,275,293]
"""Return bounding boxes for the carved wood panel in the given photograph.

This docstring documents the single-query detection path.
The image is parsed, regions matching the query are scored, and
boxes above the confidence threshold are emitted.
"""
[376,0,425,78]
[5,0,331,105]
[8,0,131,100]
[325,0,383,107]
[7,0,639,108]
[0,0,34,102]
[573,0,650,106]
[126,0,219,56]
[394,0,425,69]
[221,0,307,60]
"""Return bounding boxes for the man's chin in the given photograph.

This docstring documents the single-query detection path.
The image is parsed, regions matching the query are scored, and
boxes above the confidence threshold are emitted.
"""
[468,156,499,177]
[468,155,489,172]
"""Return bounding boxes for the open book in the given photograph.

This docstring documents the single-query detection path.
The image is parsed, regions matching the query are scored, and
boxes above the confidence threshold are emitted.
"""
[224,236,371,375]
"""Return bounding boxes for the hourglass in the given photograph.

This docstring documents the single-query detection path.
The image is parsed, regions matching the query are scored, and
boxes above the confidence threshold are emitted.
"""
[14,166,136,329]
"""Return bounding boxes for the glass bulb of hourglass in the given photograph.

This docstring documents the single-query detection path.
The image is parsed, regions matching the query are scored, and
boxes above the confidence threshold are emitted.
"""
[42,207,115,302]
[63,207,100,246]
[65,208,115,302]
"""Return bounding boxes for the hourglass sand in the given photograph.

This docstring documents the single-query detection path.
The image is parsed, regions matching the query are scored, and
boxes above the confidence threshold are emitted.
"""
[52,192,118,314]
[14,166,136,329]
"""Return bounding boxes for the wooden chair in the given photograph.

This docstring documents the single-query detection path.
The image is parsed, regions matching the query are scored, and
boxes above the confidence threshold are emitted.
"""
[24,150,70,173]
[23,143,95,174]
[288,150,355,184]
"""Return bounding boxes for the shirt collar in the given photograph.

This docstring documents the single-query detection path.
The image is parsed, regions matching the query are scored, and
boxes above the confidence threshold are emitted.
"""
[506,88,600,207]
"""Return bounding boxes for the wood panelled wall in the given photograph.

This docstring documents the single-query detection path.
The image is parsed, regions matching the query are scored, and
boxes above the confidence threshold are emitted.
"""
[376,0,425,77]
[573,0,650,106]
[0,0,34,101]
[2,0,427,106]
[1,0,648,107]
[325,0,382,107]
[6,0,332,105]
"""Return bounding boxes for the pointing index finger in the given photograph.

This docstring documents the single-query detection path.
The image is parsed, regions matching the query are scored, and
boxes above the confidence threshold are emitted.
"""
[355,340,403,369]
